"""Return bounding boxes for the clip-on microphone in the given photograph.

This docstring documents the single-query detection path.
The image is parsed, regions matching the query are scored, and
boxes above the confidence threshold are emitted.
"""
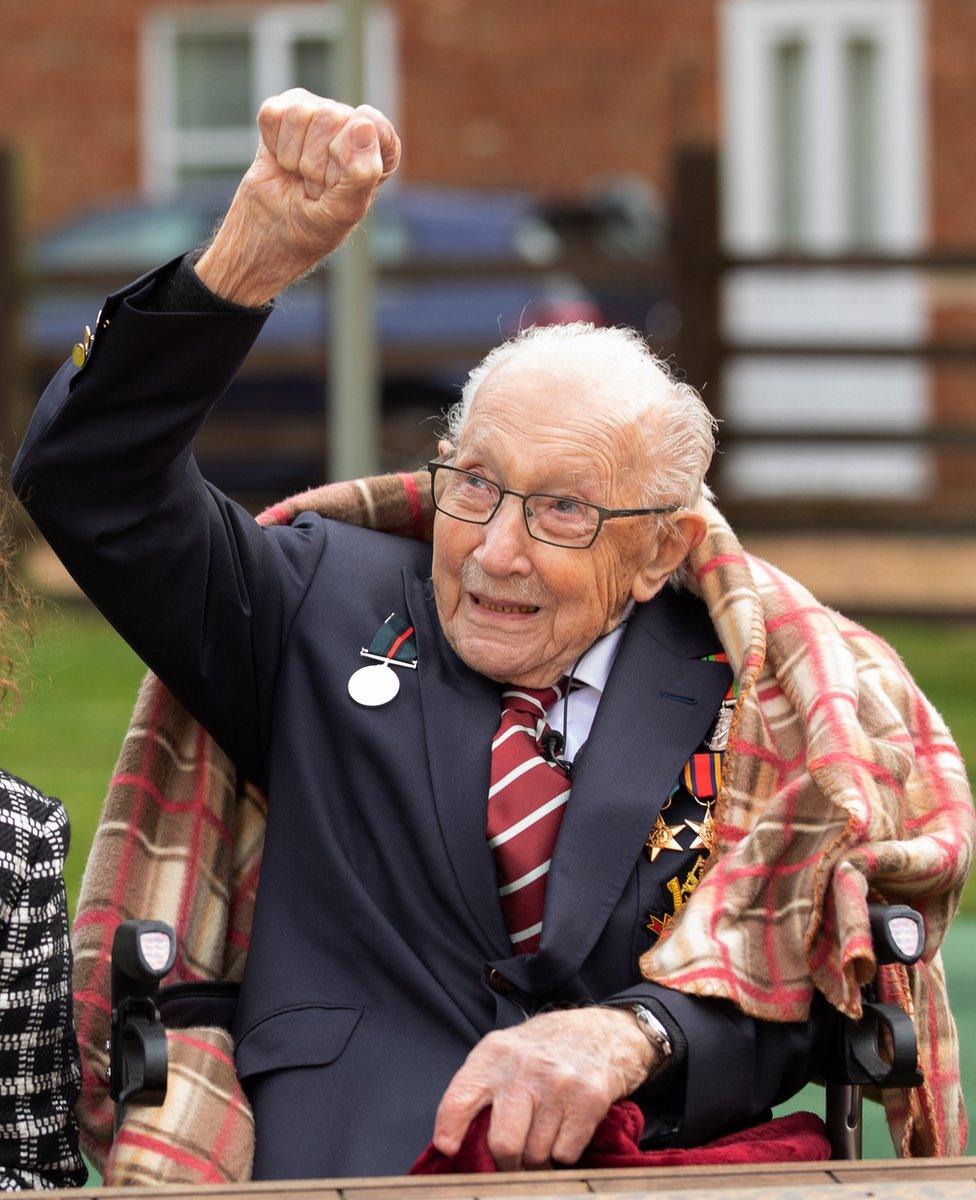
[540,649,586,778]
[541,729,574,777]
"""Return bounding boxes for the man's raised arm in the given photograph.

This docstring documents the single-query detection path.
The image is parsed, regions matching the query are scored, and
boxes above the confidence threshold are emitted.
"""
[194,90,400,307]
[11,93,400,781]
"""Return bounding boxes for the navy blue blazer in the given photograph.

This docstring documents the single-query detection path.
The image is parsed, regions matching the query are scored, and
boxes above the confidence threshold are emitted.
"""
[12,262,837,1179]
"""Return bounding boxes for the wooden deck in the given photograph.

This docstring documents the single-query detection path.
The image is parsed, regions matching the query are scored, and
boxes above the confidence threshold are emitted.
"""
[24,1158,976,1200]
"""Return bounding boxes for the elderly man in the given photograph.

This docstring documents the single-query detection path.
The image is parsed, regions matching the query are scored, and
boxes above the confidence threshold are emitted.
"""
[13,94,839,1178]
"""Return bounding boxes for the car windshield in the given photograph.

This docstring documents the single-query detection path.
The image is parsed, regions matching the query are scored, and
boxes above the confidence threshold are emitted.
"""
[31,202,220,272]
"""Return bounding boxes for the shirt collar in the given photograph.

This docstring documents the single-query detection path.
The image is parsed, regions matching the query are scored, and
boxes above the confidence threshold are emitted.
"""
[570,622,627,695]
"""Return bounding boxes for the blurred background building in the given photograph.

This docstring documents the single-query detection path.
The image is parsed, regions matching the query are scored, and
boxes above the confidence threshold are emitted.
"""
[5,8,975,1167]
[1,0,975,613]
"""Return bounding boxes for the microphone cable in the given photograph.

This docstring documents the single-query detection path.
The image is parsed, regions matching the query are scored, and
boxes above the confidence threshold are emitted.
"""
[541,650,585,777]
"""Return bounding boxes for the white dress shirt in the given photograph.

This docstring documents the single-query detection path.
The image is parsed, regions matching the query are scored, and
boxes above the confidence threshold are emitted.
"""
[544,624,627,765]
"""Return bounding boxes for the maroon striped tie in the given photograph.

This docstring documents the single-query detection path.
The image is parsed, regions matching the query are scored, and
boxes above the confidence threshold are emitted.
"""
[487,682,572,954]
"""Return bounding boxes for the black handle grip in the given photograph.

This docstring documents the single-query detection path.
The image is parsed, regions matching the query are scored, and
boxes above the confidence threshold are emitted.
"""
[110,920,176,1133]
[117,1015,169,1109]
[844,999,924,1089]
[111,920,177,1011]
[868,904,925,966]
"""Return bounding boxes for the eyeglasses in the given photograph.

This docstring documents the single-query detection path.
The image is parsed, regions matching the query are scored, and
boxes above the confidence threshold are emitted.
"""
[426,461,679,550]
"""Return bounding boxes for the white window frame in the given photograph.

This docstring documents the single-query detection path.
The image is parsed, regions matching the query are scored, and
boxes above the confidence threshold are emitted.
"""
[141,3,397,196]
[721,0,927,253]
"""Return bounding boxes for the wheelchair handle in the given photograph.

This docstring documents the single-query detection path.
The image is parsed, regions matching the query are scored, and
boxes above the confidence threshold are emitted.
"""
[110,920,176,1136]
[868,904,925,966]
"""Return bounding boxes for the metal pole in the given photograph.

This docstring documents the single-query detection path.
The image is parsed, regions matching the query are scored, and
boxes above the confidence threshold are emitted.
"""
[329,0,379,481]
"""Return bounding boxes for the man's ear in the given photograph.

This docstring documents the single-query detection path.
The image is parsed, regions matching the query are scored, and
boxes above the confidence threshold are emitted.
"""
[630,512,708,604]
[437,438,454,459]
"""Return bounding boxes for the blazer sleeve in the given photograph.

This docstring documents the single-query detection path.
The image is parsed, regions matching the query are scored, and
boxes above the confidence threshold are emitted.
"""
[11,261,329,783]
[603,981,840,1147]
[0,775,87,1190]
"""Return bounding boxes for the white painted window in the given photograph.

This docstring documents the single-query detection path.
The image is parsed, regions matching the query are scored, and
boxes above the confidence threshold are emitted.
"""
[719,0,931,502]
[142,4,397,195]
[722,0,926,253]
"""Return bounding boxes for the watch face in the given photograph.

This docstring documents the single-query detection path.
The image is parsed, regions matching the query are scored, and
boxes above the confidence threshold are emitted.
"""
[633,1006,671,1054]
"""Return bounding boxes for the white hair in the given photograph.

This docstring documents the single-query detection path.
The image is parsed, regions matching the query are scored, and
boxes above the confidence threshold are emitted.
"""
[444,322,718,516]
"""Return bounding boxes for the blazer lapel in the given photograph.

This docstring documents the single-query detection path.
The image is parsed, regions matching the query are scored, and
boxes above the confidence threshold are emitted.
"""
[402,570,512,958]
[493,589,732,996]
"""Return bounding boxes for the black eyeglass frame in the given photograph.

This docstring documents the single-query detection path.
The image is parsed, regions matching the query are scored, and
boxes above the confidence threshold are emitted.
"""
[425,460,680,550]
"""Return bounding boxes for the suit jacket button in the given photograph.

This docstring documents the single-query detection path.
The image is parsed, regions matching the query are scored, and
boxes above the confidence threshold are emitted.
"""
[487,968,514,994]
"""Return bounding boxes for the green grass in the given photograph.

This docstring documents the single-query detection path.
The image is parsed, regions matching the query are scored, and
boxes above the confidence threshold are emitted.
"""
[3,604,976,1164]
[4,604,146,915]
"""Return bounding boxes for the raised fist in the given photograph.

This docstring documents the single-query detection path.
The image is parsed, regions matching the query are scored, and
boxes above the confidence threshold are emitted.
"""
[196,91,401,307]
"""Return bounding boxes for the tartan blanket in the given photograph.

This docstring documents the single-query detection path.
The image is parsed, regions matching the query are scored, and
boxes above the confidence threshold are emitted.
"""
[71,470,974,1184]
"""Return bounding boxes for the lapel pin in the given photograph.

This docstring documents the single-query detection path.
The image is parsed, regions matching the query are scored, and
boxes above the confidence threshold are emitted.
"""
[348,613,418,708]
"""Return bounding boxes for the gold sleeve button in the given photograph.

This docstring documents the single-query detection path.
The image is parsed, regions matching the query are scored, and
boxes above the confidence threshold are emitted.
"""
[71,324,93,368]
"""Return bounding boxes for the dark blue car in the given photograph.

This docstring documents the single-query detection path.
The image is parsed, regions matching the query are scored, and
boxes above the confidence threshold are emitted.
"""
[29,186,605,496]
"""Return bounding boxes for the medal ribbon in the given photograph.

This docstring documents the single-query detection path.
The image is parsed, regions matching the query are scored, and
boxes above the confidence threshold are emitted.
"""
[368,615,418,665]
[683,751,723,800]
[702,650,739,700]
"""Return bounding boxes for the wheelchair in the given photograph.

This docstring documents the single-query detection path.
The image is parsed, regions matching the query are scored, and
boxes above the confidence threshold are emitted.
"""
[107,902,926,1162]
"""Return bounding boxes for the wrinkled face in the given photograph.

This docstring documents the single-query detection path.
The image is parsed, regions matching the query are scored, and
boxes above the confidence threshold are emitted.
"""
[431,359,661,688]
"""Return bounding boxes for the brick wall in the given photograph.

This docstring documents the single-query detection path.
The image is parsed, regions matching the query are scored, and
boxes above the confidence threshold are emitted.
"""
[397,0,716,197]
[1,0,970,244]
[0,0,717,233]
[928,0,976,244]
[927,0,976,515]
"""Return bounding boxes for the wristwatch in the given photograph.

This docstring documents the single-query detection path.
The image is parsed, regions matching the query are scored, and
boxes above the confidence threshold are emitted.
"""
[630,1003,672,1061]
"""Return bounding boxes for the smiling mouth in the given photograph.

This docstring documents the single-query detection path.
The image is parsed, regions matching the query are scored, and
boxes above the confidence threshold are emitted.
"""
[471,594,541,615]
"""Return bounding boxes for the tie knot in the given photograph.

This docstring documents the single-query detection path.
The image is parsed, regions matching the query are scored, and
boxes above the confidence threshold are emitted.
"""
[500,681,566,718]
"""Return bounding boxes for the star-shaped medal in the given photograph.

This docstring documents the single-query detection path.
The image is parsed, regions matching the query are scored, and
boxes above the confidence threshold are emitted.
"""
[685,809,716,853]
[645,814,685,862]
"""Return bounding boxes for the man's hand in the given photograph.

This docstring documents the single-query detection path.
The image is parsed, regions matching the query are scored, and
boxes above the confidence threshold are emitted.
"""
[195,90,401,307]
[433,1007,660,1171]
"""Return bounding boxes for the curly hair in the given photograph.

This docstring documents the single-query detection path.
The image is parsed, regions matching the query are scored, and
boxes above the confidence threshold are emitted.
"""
[0,482,34,723]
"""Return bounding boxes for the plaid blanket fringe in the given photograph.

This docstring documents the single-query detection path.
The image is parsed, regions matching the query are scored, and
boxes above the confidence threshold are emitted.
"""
[71,470,973,1182]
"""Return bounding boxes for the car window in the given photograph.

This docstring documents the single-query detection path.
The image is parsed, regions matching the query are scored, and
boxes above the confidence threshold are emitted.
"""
[33,206,216,272]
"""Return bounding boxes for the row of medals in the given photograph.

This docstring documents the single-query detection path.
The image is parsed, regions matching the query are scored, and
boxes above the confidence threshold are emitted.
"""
[644,695,735,863]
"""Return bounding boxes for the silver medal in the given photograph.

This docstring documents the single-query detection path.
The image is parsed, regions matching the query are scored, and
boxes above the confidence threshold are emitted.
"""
[348,662,400,707]
[707,702,735,752]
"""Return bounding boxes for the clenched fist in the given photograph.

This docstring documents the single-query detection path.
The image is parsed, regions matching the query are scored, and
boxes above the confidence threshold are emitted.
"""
[196,90,401,307]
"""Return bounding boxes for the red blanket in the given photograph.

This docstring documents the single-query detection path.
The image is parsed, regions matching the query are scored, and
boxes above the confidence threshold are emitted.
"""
[410,1102,831,1173]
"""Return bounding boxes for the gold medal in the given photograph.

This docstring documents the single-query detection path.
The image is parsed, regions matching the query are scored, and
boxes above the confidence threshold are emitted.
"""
[645,813,684,862]
[684,808,716,853]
